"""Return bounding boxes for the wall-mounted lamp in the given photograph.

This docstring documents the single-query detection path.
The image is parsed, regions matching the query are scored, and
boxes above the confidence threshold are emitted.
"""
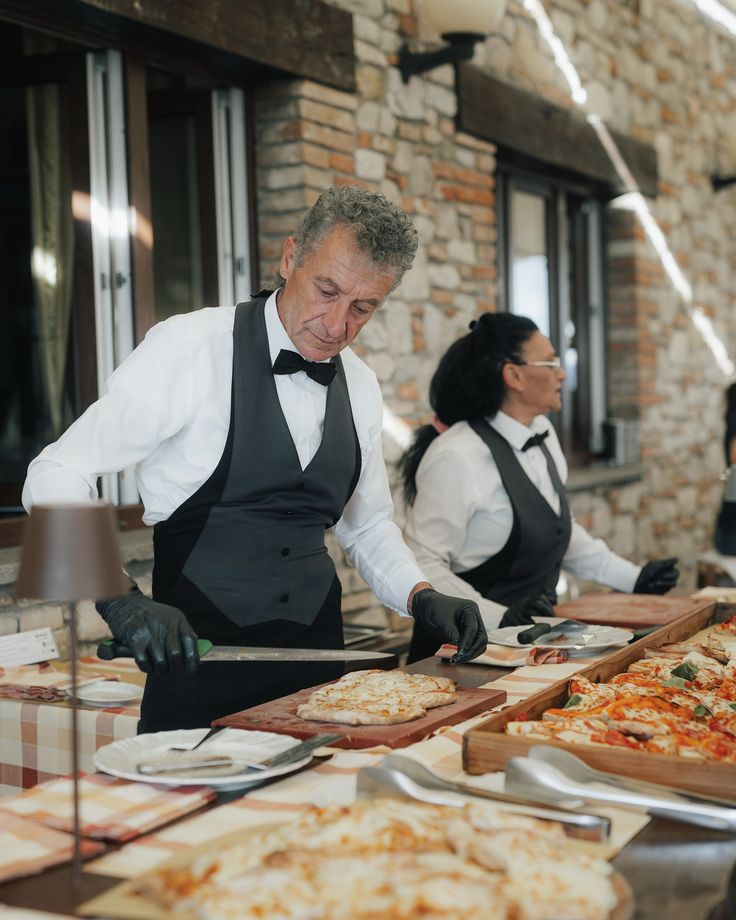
[399,0,507,83]
[711,174,736,192]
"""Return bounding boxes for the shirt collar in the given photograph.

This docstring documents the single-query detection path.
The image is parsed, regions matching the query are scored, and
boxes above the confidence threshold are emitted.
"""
[489,411,547,452]
[264,290,298,364]
[264,290,333,365]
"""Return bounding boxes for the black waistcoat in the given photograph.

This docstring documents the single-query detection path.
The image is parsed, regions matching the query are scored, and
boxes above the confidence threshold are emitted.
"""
[457,420,571,605]
[139,299,361,732]
[151,297,361,634]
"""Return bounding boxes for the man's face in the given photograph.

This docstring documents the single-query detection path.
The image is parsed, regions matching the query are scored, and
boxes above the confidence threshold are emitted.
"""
[277,224,397,361]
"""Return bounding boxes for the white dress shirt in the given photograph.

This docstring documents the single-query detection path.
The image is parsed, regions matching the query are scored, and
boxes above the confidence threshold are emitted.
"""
[23,294,426,616]
[403,411,640,629]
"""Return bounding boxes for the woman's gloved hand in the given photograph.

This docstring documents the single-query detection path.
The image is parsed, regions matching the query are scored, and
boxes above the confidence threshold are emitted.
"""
[499,594,555,628]
[634,558,680,595]
[96,586,200,674]
[411,588,488,663]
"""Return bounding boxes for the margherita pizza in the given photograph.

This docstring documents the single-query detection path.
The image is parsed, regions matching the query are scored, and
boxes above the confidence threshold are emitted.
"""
[506,616,736,763]
[296,669,457,725]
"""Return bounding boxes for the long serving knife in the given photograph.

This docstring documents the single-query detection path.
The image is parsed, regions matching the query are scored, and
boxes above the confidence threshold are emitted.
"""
[98,638,395,663]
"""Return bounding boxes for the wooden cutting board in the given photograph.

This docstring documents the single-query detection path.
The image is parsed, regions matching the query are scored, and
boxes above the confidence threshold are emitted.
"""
[554,593,712,628]
[213,682,506,749]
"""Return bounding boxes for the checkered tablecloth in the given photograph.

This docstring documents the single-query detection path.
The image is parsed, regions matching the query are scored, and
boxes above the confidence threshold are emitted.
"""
[0,660,141,797]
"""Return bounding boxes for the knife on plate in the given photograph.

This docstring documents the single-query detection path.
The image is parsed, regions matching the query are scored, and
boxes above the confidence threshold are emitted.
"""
[516,620,587,645]
[137,731,345,776]
[98,638,395,662]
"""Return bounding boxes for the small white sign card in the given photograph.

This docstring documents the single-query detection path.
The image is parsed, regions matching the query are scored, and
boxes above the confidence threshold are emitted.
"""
[0,628,60,667]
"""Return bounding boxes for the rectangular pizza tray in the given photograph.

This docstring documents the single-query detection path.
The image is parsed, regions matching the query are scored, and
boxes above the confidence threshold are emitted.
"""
[463,598,736,801]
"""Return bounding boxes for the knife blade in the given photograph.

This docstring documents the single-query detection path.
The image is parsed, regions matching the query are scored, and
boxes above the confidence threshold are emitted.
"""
[98,638,395,662]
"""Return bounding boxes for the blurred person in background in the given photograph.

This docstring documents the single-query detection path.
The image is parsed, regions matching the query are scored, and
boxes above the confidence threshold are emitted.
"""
[400,312,679,663]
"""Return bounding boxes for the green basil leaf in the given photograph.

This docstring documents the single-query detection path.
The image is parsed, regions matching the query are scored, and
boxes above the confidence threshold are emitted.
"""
[693,704,711,718]
[671,662,699,681]
[663,676,687,689]
[564,693,583,709]
[729,703,736,711]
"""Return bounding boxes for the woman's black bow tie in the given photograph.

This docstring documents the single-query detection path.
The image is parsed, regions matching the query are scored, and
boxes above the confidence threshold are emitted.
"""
[272,349,337,386]
[521,430,549,452]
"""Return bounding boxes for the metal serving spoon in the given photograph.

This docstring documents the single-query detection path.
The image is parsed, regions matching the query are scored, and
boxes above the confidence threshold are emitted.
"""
[528,745,736,808]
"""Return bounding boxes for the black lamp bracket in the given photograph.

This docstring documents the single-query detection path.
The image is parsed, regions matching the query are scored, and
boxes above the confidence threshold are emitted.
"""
[399,32,485,83]
[711,174,736,192]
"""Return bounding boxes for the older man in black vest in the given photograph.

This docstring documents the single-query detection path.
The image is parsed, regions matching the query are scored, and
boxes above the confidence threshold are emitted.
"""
[23,186,487,732]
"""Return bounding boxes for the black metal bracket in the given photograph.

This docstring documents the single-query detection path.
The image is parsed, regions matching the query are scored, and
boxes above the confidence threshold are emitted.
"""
[398,32,484,83]
[711,174,736,192]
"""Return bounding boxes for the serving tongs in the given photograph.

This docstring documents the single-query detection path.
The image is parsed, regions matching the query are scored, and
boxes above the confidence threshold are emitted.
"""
[356,755,611,842]
[506,750,736,833]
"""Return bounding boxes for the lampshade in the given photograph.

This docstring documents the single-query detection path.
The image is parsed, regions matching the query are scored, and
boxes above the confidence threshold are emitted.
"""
[423,0,507,37]
[15,503,128,601]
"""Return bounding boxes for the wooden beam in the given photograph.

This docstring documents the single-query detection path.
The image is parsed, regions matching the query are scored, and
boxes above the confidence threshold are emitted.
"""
[0,0,355,92]
[457,64,658,199]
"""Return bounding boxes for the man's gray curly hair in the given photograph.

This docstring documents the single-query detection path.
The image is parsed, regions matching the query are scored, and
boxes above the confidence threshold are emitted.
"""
[292,186,419,291]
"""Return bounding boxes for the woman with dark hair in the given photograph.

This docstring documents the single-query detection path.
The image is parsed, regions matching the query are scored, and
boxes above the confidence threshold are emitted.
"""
[714,383,736,555]
[724,383,736,467]
[401,313,679,663]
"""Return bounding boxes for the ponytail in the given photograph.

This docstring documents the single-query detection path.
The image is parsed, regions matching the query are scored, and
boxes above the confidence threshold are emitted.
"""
[399,424,439,506]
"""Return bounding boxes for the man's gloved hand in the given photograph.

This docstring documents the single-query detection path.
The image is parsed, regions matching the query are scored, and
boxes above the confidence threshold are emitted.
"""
[411,588,488,664]
[634,558,680,595]
[96,586,199,674]
[499,594,555,628]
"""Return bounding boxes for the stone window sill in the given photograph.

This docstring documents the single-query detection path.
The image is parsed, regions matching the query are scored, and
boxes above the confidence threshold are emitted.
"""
[566,462,645,493]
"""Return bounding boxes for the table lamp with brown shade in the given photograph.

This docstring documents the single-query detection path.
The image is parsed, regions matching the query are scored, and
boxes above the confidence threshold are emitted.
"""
[14,502,129,885]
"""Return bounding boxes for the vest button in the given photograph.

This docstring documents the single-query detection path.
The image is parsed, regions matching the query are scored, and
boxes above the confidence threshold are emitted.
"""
[281,547,290,556]
[296,481,305,491]
[280,593,289,603]
[556,527,563,536]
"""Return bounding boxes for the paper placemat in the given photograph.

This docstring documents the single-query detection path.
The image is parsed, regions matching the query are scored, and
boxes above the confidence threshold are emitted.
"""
[0,813,104,883]
[0,772,216,842]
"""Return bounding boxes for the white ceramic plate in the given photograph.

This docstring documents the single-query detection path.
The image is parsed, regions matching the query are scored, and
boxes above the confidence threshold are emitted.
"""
[485,618,633,651]
[94,728,312,790]
[72,679,143,707]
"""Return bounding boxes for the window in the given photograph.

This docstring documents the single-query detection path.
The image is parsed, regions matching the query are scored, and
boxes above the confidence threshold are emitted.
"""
[0,19,254,544]
[498,167,607,464]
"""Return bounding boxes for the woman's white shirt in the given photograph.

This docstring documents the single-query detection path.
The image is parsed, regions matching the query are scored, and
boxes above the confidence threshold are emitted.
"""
[403,412,640,629]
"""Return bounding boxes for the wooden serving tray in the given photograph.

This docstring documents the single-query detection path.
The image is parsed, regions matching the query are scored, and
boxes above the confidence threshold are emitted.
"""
[214,682,506,750]
[463,598,736,801]
[554,592,712,628]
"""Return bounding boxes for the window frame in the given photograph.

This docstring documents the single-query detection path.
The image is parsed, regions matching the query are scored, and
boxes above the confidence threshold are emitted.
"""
[0,28,257,548]
[497,161,609,465]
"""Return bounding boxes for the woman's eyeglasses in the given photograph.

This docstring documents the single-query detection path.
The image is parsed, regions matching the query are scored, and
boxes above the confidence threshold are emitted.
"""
[514,357,563,369]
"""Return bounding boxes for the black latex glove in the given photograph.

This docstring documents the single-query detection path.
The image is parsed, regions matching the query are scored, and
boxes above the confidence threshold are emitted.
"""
[411,588,488,664]
[96,586,199,674]
[499,594,556,628]
[634,558,680,595]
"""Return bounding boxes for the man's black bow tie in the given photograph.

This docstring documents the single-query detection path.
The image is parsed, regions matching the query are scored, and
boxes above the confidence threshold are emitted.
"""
[272,349,337,386]
[521,430,549,452]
